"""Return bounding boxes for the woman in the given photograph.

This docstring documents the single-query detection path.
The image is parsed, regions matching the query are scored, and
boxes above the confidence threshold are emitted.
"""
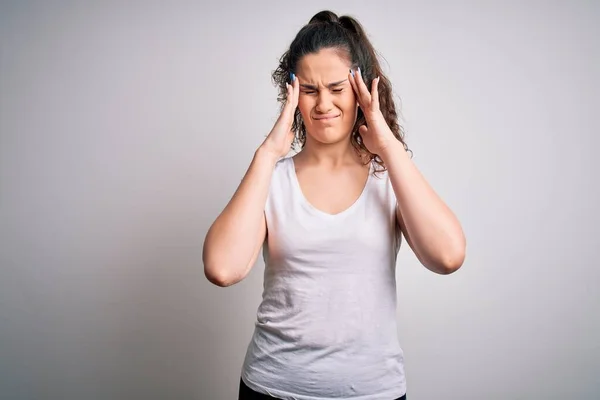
[203,10,466,400]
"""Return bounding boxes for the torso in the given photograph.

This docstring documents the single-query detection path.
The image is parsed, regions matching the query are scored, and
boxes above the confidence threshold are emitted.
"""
[241,156,406,400]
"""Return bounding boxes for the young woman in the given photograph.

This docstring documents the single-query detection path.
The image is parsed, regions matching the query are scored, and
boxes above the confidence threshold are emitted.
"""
[203,10,466,400]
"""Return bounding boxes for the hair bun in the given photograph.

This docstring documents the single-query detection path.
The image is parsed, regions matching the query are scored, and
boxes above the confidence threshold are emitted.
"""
[338,16,360,36]
[308,10,340,25]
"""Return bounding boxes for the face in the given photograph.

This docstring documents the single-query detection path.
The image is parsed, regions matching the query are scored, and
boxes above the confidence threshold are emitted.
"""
[295,48,358,145]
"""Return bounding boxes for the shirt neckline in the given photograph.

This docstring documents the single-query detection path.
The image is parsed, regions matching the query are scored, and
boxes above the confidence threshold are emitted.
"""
[287,156,372,219]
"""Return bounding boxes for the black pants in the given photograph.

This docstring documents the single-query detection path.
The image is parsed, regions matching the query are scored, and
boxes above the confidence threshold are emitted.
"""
[239,378,407,400]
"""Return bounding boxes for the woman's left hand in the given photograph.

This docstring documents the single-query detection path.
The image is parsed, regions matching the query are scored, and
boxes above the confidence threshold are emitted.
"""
[348,68,396,155]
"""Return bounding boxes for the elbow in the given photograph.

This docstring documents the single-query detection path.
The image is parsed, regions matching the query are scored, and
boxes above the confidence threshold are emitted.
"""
[202,250,243,287]
[203,237,239,287]
[206,274,236,288]
[204,265,226,287]
[427,243,466,275]
[438,232,467,275]
[443,249,466,274]
[204,264,240,287]
[433,255,464,275]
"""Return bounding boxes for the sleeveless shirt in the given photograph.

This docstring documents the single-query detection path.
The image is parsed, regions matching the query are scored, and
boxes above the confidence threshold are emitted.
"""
[241,156,406,399]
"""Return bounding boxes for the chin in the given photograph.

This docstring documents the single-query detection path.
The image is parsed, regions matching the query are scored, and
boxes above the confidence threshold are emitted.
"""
[307,128,351,145]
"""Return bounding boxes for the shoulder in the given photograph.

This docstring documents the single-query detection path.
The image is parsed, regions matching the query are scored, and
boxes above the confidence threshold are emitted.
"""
[273,156,293,177]
[369,163,391,186]
[269,156,294,190]
[265,157,295,211]
[367,164,397,202]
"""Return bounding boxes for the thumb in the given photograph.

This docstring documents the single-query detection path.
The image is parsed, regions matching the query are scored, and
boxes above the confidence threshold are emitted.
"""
[358,125,369,136]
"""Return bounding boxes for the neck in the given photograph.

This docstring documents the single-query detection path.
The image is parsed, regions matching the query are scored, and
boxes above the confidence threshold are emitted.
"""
[298,135,365,168]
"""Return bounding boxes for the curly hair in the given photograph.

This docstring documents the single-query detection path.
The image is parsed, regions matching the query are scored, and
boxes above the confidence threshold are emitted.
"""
[272,10,411,173]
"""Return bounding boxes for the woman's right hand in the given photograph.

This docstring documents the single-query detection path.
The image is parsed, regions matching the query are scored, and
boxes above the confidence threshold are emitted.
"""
[260,74,299,160]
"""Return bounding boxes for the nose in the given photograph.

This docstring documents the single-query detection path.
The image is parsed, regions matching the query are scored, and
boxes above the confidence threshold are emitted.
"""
[315,91,334,114]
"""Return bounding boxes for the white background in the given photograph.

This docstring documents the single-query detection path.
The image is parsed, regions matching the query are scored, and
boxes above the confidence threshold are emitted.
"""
[1,1,598,398]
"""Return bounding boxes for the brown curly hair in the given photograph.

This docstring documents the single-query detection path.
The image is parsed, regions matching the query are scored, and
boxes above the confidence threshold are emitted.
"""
[272,10,411,172]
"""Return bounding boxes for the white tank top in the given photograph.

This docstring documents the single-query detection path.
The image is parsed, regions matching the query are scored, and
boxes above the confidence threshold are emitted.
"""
[241,156,406,399]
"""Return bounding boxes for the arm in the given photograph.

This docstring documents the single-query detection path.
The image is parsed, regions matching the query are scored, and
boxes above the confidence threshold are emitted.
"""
[348,69,466,274]
[202,148,277,287]
[381,140,466,274]
[202,75,299,287]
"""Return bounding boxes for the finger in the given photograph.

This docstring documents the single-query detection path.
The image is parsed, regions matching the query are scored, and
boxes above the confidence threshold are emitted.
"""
[292,73,300,109]
[282,76,299,127]
[348,69,358,95]
[348,69,364,106]
[354,67,372,104]
[284,75,298,108]
[358,124,368,136]
[273,83,292,128]
[371,77,380,110]
[286,76,299,125]
[285,82,292,103]
[349,71,369,112]
[281,82,293,114]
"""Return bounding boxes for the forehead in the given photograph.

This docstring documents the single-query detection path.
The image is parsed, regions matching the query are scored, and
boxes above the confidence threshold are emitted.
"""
[296,48,351,83]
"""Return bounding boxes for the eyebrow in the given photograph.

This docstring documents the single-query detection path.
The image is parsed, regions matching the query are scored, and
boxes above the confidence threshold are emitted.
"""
[299,79,348,90]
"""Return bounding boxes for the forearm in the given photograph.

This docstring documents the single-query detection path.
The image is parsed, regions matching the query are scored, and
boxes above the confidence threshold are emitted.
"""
[202,146,277,284]
[380,140,466,274]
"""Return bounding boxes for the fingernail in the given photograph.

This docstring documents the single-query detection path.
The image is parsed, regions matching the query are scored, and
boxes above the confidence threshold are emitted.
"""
[350,69,354,77]
[290,72,295,82]
[357,67,361,77]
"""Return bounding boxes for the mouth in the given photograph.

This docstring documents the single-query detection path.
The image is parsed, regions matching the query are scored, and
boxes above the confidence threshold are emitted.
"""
[313,114,340,121]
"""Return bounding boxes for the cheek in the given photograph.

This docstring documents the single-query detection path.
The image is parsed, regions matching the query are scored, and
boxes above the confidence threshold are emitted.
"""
[297,97,313,118]
[340,91,357,107]
[340,93,358,114]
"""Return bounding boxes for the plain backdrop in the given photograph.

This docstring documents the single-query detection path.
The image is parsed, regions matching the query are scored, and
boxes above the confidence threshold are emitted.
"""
[1,1,599,399]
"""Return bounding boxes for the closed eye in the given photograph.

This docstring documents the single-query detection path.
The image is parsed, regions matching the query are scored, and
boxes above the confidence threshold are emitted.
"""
[301,88,344,95]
